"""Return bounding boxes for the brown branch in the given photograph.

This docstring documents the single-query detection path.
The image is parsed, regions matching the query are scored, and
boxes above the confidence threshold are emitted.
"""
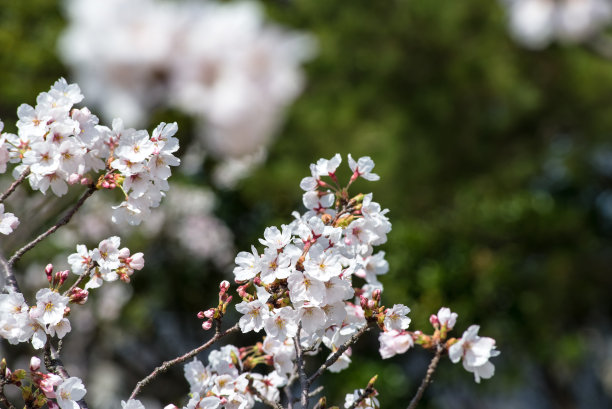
[129,323,240,400]
[8,185,97,267]
[0,167,30,204]
[407,343,444,409]
[44,341,89,409]
[345,386,374,409]
[307,323,371,385]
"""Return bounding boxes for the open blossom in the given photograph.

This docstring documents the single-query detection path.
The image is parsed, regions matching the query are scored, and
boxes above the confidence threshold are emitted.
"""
[55,377,87,409]
[379,330,414,359]
[348,154,380,181]
[0,204,19,235]
[383,304,411,331]
[449,325,500,383]
[30,289,69,326]
[235,299,269,333]
[437,307,458,330]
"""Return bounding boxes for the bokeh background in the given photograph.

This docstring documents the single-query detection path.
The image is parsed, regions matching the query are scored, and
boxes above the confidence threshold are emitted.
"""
[2,0,612,408]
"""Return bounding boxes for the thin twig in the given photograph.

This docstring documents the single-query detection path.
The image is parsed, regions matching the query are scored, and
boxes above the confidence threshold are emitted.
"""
[0,254,19,293]
[0,167,30,204]
[307,323,371,384]
[294,325,310,409]
[284,369,298,409]
[129,323,240,400]
[246,376,285,409]
[44,341,89,409]
[406,343,444,409]
[62,265,92,297]
[308,386,324,398]
[8,185,97,267]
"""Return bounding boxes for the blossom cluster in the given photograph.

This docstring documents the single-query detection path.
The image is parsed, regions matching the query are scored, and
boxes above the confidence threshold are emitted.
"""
[147,154,499,408]
[59,0,314,171]
[0,78,180,227]
[0,236,143,350]
[1,149,499,409]
[502,0,612,49]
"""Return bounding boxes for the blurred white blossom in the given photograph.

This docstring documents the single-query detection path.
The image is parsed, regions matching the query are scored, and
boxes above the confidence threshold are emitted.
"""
[503,0,612,48]
[59,0,315,170]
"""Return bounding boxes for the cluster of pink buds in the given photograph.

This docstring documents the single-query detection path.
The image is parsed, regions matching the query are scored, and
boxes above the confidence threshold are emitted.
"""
[44,264,70,290]
[96,172,122,190]
[198,281,233,330]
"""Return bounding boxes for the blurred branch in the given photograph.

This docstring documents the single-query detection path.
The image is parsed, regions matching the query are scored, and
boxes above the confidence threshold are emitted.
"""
[129,323,240,400]
[307,323,371,385]
[8,184,97,267]
[0,167,30,204]
[407,343,444,409]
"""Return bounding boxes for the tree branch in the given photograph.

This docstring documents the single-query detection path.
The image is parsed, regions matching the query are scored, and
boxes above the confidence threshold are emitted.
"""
[293,325,309,409]
[0,167,30,204]
[406,343,444,409]
[44,341,89,409]
[8,185,97,267]
[307,323,371,385]
[129,323,240,400]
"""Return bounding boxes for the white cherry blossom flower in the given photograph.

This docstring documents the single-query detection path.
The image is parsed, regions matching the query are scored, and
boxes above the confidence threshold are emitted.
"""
[449,325,500,383]
[0,204,19,235]
[56,377,87,409]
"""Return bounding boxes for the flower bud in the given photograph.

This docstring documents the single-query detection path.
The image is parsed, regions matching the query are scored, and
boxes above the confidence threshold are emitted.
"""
[56,270,69,286]
[219,280,230,293]
[203,309,215,319]
[69,288,89,304]
[80,177,91,185]
[29,357,41,372]
[202,320,213,330]
[67,173,81,185]
[429,314,439,328]
[45,264,53,283]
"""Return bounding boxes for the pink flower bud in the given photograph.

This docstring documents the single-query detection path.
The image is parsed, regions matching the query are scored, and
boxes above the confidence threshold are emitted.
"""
[197,311,205,319]
[224,295,233,304]
[372,289,381,301]
[253,277,262,286]
[429,314,439,327]
[67,173,81,185]
[219,280,230,293]
[360,295,368,309]
[45,264,53,282]
[69,288,89,304]
[29,357,41,372]
[57,270,69,286]
[203,309,215,319]
[80,177,91,185]
[102,181,110,189]
[201,320,213,330]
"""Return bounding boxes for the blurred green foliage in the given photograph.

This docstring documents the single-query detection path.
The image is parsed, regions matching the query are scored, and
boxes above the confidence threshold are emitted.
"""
[2,0,612,408]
